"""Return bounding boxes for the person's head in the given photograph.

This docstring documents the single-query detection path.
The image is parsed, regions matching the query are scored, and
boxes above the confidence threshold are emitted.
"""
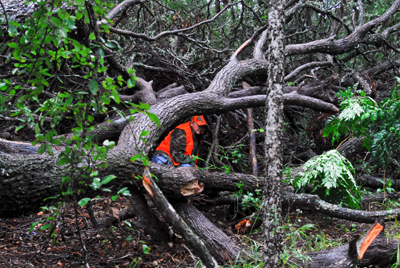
[190,115,208,135]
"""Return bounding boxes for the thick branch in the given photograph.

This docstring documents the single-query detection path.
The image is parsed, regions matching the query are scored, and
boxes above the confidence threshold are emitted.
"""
[284,192,400,223]
[285,0,400,56]
[141,168,218,267]
[107,1,238,42]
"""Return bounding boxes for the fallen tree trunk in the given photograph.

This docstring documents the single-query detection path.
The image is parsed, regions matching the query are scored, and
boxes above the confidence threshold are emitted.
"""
[141,168,219,267]
[172,200,242,263]
[0,148,263,216]
[2,150,400,225]
[293,222,399,267]
[358,174,400,190]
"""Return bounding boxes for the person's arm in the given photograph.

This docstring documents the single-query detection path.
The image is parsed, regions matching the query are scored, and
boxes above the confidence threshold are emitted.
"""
[170,129,193,164]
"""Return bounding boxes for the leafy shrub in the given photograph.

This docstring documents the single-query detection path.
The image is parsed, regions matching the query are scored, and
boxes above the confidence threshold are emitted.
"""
[293,150,361,209]
[323,79,400,169]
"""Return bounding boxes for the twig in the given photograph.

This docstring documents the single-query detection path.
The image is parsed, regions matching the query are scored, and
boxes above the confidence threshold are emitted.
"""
[0,252,11,267]
[336,135,353,150]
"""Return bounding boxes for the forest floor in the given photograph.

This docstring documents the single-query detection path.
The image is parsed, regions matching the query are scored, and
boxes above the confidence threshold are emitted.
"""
[0,195,399,268]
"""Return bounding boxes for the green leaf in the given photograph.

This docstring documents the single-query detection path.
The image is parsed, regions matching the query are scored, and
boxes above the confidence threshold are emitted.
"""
[38,144,46,154]
[101,175,116,185]
[8,43,18,48]
[139,102,150,110]
[76,12,83,20]
[103,140,115,149]
[147,112,160,127]
[130,155,140,162]
[142,157,149,167]
[8,24,18,37]
[89,79,99,95]
[46,144,54,156]
[51,17,63,27]
[30,222,39,233]
[78,198,91,207]
[61,176,72,186]
[105,42,115,48]
[127,77,135,88]
[15,125,25,132]
[57,158,70,165]
[111,88,120,104]
[142,244,151,254]
[140,130,149,137]
[89,32,96,40]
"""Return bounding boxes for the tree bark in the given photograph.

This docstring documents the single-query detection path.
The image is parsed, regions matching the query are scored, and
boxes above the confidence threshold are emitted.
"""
[263,0,285,265]
[141,168,219,267]
[284,192,400,223]
[172,200,242,263]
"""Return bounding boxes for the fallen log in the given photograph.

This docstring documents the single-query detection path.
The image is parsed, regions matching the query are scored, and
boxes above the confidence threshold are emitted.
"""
[284,192,400,223]
[172,200,242,263]
[293,221,399,267]
[358,174,400,190]
[0,149,263,216]
[141,167,219,267]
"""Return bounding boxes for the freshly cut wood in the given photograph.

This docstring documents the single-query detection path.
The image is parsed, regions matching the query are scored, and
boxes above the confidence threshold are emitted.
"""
[141,167,219,267]
[292,221,398,268]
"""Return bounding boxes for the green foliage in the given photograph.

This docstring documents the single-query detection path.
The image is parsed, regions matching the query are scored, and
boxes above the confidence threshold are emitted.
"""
[280,210,345,267]
[14,0,159,256]
[324,80,400,169]
[234,181,262,211]
[141,242,151,254]
[293,150,361,209]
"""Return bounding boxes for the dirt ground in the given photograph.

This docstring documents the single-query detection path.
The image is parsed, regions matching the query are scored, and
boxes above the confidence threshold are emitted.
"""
[0,196,398,268]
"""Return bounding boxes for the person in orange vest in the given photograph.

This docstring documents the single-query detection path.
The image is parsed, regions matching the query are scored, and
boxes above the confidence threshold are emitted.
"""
[152,115,208,167]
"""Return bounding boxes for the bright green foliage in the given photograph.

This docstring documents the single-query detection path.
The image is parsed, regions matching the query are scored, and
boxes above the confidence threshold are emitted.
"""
[324,80,400,169]
[3,0,158,246]
[293,150,361,209]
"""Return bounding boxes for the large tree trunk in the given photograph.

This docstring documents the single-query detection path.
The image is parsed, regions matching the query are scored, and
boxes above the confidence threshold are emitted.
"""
[0,149,264,216]
[262,0,286,265]
[172,200,242,263]
[2,0,400,266]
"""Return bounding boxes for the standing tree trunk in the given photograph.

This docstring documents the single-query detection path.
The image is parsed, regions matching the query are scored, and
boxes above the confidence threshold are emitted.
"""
[262,0,285,266]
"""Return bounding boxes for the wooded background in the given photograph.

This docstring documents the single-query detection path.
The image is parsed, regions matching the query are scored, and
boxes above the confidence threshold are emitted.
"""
[0,0,400,267]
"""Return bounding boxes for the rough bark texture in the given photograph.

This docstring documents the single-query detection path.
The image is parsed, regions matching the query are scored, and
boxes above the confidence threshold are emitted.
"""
[358,174,400,190]
[337,137,365,163]
[262,0,285,265]
[172,201,242,263]
[125,184,169,242]
[284,193,400,223]
[0,146,266,216]
[141,168,219,267]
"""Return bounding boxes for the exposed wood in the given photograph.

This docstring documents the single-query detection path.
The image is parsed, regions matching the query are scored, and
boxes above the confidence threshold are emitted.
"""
[141,167,219,267]
[125,184,169,241]
[293,221,399,268]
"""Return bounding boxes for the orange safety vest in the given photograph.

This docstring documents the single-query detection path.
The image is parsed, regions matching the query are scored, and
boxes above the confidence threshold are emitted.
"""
[156,121,198,166]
